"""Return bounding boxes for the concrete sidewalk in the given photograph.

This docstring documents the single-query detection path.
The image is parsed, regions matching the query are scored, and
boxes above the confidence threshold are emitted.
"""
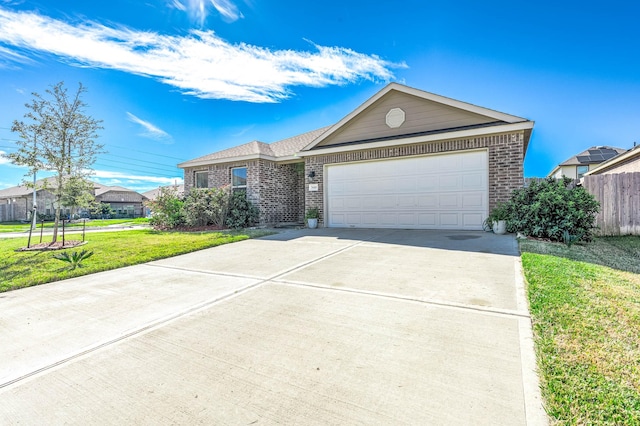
[0,228,547,425]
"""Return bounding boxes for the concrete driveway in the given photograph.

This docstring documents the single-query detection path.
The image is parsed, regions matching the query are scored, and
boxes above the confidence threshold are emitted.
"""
[0,229,547,425]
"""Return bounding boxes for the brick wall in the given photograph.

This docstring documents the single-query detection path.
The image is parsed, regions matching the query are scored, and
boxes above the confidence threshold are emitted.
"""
[183,160,305,226]
[304,130,526,226]
[256,160,304,225]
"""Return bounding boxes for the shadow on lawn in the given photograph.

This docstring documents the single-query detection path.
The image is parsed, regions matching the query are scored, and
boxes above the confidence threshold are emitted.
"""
[519,236,640,275]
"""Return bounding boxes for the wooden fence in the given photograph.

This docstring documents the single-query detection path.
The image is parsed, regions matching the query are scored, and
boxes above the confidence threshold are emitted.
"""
[582,172,640,236]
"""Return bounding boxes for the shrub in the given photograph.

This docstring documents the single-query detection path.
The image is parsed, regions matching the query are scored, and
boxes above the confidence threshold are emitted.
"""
[145,187,184,229]
[53,249,94,270]
[183,187,230,227]
[226,190,259,229]
[506,177,599,242]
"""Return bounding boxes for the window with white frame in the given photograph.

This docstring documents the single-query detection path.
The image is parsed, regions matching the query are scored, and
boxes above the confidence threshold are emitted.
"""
[231,167,247,190]
[195,171,208,188]
[577,165,589,179]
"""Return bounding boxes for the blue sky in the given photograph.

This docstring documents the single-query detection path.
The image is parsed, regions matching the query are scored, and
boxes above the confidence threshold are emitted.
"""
[1,0,638,192]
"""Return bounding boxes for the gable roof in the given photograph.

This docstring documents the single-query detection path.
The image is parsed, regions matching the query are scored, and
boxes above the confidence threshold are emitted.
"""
[178,126,331,168]
[142,184,184,200]
[301,83,534,154]
[558,146,626,166]
[0,178,143,200]
[179,83,534,169]
[584,145,640,175]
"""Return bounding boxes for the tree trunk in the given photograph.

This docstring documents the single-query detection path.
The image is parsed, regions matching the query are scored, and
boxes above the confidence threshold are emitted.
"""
[52,206,60,243]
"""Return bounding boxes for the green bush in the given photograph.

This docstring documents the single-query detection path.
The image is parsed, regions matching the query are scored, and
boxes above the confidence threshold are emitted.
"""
[183,187,230,227]
[145,187,184,229]
[506,177,599,242]
[226,190,259,229]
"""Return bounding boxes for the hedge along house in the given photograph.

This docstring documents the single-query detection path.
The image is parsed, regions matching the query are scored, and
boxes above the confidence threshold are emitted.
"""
[179,83,534,230]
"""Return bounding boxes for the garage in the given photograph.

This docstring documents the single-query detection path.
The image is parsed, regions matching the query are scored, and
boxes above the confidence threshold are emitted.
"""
[326,150,488,230]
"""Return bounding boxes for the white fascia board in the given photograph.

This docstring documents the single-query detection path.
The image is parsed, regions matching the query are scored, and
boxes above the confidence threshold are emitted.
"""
[584,147,639,175]
[297,121,533,157]
[178,153,279,169]
[303,82,530,151]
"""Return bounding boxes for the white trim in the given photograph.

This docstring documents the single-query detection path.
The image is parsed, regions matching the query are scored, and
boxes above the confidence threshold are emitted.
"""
[322,148,490,230]
[584,146,640,175]
[298,122,533,157]
[178,153,279,169]
[303,82,530,151]
[231,166,248,189]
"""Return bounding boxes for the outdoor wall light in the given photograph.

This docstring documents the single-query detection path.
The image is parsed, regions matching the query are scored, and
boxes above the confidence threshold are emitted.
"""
[308,170,316,179]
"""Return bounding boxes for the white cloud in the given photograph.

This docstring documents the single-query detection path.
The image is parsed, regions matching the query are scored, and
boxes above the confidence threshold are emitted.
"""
[0,8,403,103]
[210,0,243,22]
[0,150,11,165]
[172,0,243,25]
[92,169,183,186]
[126,112,172,142]
[0,44,33,68]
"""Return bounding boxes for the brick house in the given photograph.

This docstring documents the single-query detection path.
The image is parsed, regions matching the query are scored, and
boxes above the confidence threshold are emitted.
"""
[0,178,146,221]
[179,83,534,230]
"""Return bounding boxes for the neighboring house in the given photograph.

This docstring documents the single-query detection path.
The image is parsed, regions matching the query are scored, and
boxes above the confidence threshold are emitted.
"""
[0,183,56,222]
[142,184,185,201]
[142,184,184,216]
[94,183,148,218]
[583,144,640,176]
[0,178,146,221]
[548,146,626,180]
[179,83,534,230]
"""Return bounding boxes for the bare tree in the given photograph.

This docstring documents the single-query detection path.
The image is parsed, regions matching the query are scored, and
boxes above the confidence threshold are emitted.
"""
[4,82,104,242]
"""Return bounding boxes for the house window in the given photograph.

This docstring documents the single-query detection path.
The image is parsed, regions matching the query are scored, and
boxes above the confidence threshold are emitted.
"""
[231,167,247,189]
[195,171,208,188]
[577,165,589,179]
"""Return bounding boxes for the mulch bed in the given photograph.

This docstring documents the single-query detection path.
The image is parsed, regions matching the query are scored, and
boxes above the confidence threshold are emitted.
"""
[17,240,87,252]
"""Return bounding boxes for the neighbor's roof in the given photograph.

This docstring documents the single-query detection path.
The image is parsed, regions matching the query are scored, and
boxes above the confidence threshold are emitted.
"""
[0,177,60,198]
[0,178,143,199]
[178,126,331,168]
[142,184,184,201]
[584,144,640,175]
[559,146,626,166]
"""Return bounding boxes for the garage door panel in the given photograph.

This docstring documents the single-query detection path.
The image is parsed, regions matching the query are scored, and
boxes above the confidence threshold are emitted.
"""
[397,195,416,207]
[463,213,484,228]
[462,193,484,208]
[439,194,460,208]
[440,213,460,227]
[417,213,437,226]
[327,151,488,230]
[417,176,438,191]
[418,195,438,208]
[439,175,462,190]
[462,173,485,190]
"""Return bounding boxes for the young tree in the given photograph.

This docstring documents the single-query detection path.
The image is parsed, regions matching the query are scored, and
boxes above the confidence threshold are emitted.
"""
[4,82,103,242]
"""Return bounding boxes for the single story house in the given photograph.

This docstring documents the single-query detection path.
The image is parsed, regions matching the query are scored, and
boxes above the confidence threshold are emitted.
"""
[142,184,185,201]
[583,144,640,176]
[179,83,534,230]
[548,146,626,180]
[94,183,147,218]
[0,178,146,221]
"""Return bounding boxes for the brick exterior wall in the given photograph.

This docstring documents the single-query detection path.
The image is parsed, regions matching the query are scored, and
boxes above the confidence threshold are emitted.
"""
[304,130,526,226]
[183,160,305,226]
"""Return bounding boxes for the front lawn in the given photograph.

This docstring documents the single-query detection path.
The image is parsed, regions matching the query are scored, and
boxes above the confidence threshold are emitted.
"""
[0,218,150,233]
[0,229,271,292]
[521,236,640,424]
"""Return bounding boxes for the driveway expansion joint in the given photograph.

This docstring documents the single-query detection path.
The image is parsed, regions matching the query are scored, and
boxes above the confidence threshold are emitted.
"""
[272,280,531,319]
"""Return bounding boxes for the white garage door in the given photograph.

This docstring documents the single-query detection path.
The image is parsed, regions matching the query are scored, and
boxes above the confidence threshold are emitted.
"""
[326,150,488,230]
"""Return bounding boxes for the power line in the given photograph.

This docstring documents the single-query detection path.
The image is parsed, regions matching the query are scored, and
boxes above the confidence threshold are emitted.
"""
[96,158,181,174]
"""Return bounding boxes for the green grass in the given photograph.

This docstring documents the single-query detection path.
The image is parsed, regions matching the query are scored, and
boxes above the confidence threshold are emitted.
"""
[521,236,640,424]
[0,228,271,292]
[0,217,150,233]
